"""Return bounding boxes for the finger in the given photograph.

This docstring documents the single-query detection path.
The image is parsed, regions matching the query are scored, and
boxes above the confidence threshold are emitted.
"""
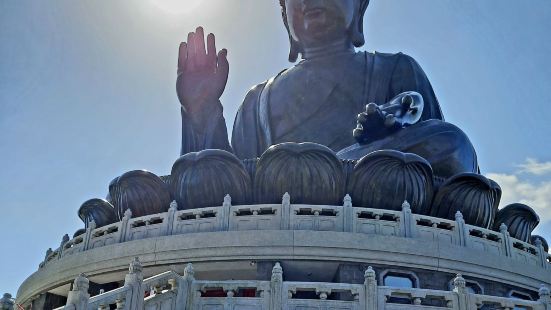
[187,32,196,71]
[195,27,207,67]
[207,33,217,72]
[216,48,229,90]
[177,42,187,74]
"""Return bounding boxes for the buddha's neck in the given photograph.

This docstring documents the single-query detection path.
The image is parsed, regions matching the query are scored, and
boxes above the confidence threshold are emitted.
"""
[302,39,355,60]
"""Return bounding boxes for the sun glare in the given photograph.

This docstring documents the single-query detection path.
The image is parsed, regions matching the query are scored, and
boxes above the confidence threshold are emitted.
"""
[149,0,203,15]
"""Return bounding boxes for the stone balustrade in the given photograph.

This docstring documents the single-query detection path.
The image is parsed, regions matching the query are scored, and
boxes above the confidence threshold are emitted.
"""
[55,258,551,310]
[42,194,550,271]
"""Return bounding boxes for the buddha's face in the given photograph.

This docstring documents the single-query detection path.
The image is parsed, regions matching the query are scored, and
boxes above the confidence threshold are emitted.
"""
[285,0,357,47]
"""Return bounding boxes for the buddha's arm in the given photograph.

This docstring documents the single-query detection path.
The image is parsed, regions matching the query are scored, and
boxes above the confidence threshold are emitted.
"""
[389,54,444,122]
[180,103,231,155]
[231,83,267,159]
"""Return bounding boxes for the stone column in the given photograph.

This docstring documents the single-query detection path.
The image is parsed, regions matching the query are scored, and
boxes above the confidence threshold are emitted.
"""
[535,238,549,269]
[219,195,231,231]
[270,263,283,310]
[165,200,178,236]
[0,293,15,310]
[119,209,132,243]
[455,211,468,247]
[343,194,354,233]
[452,274,476,310]
[64,274,90,310]
[83,220,96,251]
[400,201,417,238]
[281,193,291,230]
[123,257,144,310]
[539,285,551,309]
[179,263,195,310]
[364,266,378,310]
[500,224,514,258]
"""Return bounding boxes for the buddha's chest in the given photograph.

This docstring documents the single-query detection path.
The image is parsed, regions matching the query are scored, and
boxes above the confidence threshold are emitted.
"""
[266,59,368,150]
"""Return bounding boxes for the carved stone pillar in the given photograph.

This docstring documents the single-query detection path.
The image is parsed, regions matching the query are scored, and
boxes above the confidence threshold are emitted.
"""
[64,274,90,310]
[123,257,144,310]
[364,266,378,310]
[270,262,283,310]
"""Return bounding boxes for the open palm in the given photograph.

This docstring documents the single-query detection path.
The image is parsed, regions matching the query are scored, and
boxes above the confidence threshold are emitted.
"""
[176,27,229,115]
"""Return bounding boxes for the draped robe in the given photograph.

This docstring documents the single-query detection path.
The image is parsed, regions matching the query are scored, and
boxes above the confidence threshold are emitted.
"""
[180,51,478,178]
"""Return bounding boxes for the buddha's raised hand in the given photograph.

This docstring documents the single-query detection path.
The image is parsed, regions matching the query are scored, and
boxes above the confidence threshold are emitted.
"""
[176,27,229,117]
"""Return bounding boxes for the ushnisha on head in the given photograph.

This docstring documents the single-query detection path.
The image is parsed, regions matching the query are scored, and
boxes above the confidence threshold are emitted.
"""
[279,0,370,61]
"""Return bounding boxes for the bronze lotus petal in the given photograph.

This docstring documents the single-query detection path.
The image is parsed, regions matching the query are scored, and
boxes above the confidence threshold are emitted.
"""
[255,142,345,205]
[431,173,501,229]
[171,149,252,210]
[109,170,172,220]
[348,150,434,214]
[78,198,117,228]
[494,203,540,243]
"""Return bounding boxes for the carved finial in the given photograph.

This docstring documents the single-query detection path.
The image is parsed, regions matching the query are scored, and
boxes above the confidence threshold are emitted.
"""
[364,266,376,281]
[61,234,70,244]
[401,200,411,212]
[184,263,195,280]
[282,192,291,205]
[271,262,283,282]
[539,284,551,303]
[45,247,53,258]
[499,223,508,234]
[169,200,178,211]
[0,293,14,307]
[224,194,232,207]
[73,273,89,292]
[455,211,464,222]
[124,208,132,219]
[343,194,352,207]
[453,274,466,294]
[128,257,142,274]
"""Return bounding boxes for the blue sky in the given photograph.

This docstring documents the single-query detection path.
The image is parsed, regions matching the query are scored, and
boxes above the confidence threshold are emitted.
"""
[1,0,551,297]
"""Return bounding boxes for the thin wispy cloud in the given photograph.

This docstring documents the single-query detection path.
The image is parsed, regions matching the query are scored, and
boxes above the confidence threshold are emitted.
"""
[516,158,551,176]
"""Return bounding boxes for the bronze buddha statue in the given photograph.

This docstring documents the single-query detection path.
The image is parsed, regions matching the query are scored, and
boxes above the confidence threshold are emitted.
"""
[176,0,477,180]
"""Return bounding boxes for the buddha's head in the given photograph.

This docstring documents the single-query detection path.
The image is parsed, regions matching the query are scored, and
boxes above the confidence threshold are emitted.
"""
[280,0,369,61]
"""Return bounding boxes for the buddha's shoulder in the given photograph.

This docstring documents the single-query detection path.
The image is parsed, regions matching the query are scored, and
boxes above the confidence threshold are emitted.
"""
[368,51,426,76]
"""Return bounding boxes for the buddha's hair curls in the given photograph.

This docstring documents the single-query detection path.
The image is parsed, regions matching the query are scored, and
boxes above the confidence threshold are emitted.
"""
[279,0,370,62]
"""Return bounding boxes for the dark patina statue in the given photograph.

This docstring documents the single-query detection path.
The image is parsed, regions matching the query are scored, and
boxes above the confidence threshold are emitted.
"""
[176,0,477,180]
[73,0,542,246]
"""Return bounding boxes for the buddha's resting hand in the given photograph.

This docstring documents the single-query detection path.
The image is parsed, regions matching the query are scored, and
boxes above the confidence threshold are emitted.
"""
[176,27,229,124]
[353,92,424,144]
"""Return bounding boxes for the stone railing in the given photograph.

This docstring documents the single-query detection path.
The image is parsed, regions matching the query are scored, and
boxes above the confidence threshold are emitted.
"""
[56,258,551,310]
[42,193,550,270]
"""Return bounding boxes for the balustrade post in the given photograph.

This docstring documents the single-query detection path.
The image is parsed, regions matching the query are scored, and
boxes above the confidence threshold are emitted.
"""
[538,285,551,309]
[452,274,476,310]
[535,238,549,269]
[83,220,96,251]
[58,234,70,258]
[364,266,378,310]
[270,262,283,310]
[281,193,291,230]
[64,274,90,310]
[0,293,15,310]
[500,224,514,257]
[454,211,468,247]
[178,263,195,310]
[219,195,231,231]
[119,209,132,243]
[166,201,178,236]
[343,194,354,233]
[123,257,144,310]
[399,201,417,238]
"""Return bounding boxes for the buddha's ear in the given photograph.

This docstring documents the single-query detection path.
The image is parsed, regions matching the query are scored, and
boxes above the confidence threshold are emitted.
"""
[288,37,301,62]
[352,0,370,48]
